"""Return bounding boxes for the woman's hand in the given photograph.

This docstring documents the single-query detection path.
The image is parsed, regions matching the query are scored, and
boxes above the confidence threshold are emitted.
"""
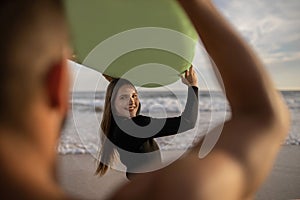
[181,65,198,87]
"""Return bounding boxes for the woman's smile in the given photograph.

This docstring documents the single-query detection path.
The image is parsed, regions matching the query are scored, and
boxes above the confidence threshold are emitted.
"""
[114,84,140,118]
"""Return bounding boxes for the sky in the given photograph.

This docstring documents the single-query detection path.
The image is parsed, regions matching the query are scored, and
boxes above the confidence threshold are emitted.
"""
[213,0,300,90]
[70,0,300,91]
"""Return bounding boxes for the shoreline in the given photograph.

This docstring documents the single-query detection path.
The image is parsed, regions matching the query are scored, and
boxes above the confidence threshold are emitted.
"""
[58,145,300,200]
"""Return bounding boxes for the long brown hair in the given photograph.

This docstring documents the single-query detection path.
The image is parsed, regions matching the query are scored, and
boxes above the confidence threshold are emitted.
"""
[95,78,140,176]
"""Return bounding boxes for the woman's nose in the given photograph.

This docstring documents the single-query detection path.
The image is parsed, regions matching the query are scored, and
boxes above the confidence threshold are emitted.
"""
[129,96,134,103]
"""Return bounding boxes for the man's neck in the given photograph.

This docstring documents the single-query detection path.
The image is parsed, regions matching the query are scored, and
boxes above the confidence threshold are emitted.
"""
[0,128,65,199]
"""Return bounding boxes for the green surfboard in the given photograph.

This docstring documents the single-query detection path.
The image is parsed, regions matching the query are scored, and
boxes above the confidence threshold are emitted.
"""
[65,0,198,87]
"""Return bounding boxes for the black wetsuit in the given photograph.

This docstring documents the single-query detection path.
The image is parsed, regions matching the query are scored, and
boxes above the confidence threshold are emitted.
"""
[109,86,198,179]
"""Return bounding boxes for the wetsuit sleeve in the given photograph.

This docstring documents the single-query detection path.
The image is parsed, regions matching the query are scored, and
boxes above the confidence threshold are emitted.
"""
[112,86,198,149]
[149,86,199,138]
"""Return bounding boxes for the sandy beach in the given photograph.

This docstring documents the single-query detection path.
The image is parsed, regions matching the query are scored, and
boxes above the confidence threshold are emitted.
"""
[58,145,300,200]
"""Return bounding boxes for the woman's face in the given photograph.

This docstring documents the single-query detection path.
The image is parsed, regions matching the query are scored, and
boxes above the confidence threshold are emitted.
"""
[114,84,140,118]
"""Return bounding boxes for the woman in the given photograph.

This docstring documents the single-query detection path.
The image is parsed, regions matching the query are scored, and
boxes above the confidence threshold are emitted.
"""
[96,66,198,179]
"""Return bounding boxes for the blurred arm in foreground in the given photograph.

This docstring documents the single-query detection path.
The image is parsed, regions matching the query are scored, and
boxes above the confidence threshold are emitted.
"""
[107,0,290,199]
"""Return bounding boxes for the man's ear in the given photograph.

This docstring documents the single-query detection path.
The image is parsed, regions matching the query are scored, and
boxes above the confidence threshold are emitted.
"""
[45,58,69,114]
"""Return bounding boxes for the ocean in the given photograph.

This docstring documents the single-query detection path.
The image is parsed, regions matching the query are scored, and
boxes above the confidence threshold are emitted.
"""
[59,90,300,155]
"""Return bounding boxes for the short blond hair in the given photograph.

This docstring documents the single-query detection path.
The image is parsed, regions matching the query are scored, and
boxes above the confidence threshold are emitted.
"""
[0,0,69,128]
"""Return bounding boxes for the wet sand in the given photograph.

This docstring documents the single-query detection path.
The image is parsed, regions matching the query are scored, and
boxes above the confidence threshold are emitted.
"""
[58,145,300,200]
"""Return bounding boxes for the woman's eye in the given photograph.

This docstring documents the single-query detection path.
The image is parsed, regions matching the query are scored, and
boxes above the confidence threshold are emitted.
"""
[121,96,130,100]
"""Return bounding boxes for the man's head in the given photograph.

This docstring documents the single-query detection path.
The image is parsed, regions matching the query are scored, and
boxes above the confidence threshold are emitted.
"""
[0,0,70,130]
